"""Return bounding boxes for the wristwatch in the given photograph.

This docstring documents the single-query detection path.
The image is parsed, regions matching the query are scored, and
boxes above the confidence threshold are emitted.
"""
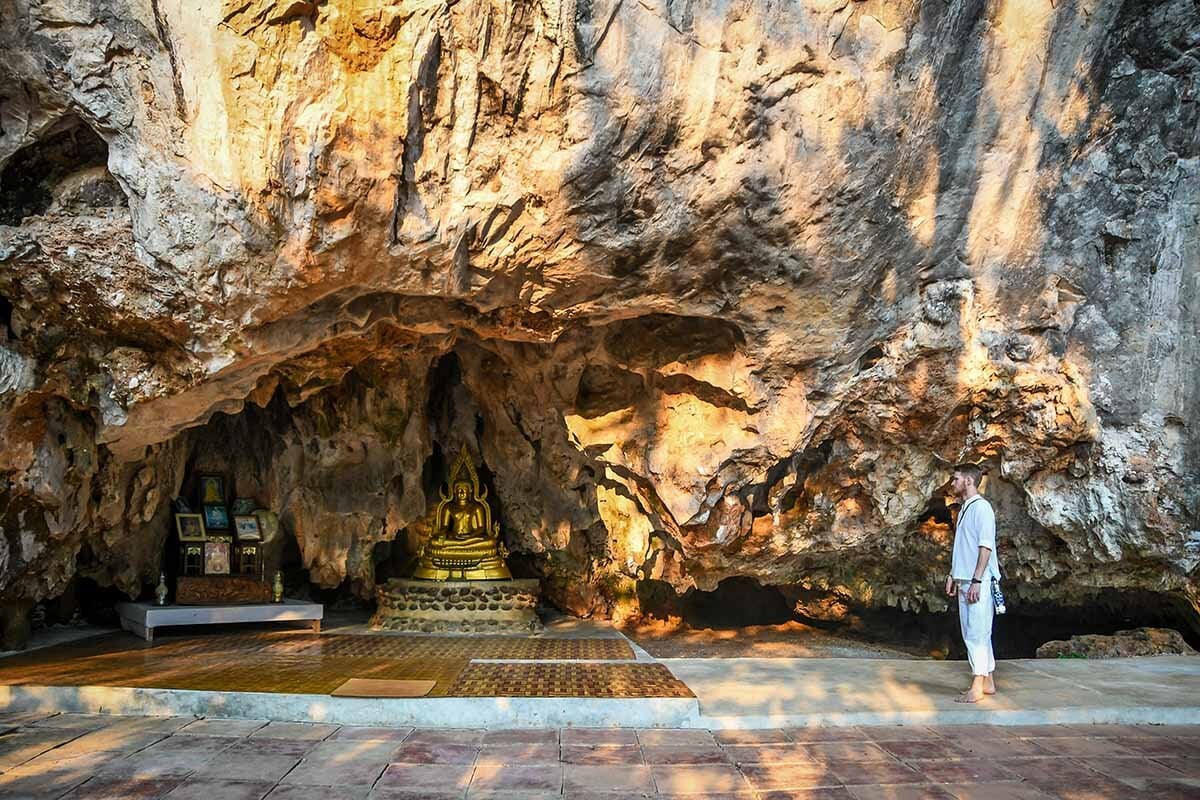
[970,578,982,584]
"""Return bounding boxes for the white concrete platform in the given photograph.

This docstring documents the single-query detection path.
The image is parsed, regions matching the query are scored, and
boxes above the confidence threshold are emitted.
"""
[1,654,1197,729]
[115,599,323,641]
[0,685,700,728]
[666,654,1200,728]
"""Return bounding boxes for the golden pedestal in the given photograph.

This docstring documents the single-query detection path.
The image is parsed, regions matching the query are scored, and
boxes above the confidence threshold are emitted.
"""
[411,552,511,581]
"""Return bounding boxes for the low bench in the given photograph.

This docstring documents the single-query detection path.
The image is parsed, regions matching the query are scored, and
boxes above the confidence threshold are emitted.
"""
[115,600,323,641]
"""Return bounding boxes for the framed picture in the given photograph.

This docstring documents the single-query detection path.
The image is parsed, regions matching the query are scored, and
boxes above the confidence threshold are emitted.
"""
[175,513,207,542]
[236,543,261,577]
[233,514,262,542]
[203,503,230,530]
[203,540,230,575]
[231,498,256,515]
[181,544,204,576]
[198,475,225,505]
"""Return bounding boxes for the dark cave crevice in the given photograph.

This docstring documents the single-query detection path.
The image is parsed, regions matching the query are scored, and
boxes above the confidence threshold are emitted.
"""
[602,313,746,368]
[420,350,508,541]
[0,295,14,341]
[745,453,802,518]
[637,575,1200,659]
[421,440,448,503]
[41,576,125,628]
[573,362,643,418]
[425,351,462,439]
[759,439,833,519]
[857,344,885,371]
[0,117,125,226]
[1001,587,1200,649]
[638,576,794,628]
[917,493,953,527]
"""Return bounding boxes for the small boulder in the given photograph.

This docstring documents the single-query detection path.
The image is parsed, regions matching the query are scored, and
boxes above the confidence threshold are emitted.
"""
[1036,627,1197,659]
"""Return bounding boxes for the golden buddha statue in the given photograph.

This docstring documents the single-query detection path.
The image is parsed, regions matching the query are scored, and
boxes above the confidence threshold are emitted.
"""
[411,445,512,581]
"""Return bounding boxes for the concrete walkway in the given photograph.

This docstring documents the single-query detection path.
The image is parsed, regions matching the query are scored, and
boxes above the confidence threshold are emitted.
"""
[668,654,1200,728]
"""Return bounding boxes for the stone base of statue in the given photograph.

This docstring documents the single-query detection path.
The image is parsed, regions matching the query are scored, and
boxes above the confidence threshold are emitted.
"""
[370,578,543,634]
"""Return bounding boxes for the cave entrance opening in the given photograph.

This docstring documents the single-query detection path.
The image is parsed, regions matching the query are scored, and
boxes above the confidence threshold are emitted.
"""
[0,295,14,341]
[628,574,1200,659]
[0,116,125,225]
[118,346,533,627]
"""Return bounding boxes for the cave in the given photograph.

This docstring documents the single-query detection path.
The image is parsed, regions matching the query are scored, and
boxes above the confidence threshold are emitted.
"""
[4,294,1199,657]
[638,576,795,628]
[0,295,13,341]
[0,115,124,225]
[632,575,1200,660]
[0,0,1195,676]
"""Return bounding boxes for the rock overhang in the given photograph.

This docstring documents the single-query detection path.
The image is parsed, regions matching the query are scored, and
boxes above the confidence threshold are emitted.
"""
[0,0,1195,641]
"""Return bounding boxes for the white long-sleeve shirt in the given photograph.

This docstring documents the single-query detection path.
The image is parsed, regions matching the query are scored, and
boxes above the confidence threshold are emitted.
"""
[951,494,1000,581]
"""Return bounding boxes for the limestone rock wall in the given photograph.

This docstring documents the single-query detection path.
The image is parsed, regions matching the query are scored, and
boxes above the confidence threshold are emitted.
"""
[0,0,1197,631]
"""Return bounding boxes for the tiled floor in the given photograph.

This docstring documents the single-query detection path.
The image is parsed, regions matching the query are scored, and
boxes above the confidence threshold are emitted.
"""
[0,631,677,698]
[0,631,635,663]
[449,662,693,698]
[0,713,1196,799]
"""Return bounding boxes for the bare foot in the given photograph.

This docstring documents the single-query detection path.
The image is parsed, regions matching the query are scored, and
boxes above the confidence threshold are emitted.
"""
[961,686,996,695]
[955,691,986,703]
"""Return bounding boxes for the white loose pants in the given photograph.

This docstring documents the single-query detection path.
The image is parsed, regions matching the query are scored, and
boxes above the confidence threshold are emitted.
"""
[958,580,995,676]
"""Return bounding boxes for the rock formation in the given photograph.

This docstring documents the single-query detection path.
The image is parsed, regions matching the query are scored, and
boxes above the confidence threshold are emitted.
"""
[0,0,1197,645]
[1036,627,1198,659]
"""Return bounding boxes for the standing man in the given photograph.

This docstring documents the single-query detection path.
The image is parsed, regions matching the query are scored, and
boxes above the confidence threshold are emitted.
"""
[945,462,999,703]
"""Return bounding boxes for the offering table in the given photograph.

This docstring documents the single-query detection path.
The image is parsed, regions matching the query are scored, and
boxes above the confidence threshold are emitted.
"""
[115,599,323,641]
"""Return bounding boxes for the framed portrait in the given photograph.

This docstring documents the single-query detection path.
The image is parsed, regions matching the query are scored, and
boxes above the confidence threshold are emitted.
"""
[203,503,230,530]
[198,475,225,505]
[231,498,256,515]
[175,513,207,542]
[233,514,262,542]
[203,540,230,575]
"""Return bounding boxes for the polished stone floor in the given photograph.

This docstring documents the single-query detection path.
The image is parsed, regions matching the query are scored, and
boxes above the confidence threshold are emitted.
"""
[0,630,696,699]
[0,712,1196,799]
